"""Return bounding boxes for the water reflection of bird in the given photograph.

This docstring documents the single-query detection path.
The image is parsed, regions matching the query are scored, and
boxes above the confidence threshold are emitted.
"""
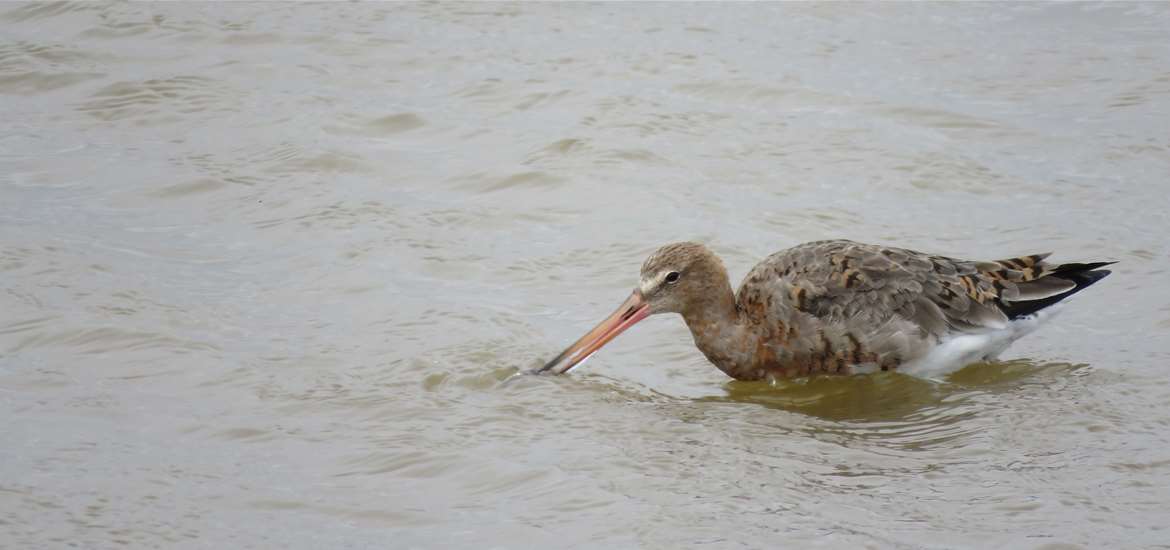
[538,240,1112,381]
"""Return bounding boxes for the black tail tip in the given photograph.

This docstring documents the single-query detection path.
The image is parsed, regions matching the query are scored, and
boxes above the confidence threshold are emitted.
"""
[1001,263,1113,320]
[1079,269,1112,285]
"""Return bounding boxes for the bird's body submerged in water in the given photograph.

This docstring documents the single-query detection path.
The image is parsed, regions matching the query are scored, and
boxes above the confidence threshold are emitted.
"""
[539,240,1113,381]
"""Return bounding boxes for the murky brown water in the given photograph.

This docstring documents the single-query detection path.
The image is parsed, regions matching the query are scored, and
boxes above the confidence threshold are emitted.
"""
[3,2,1170,548]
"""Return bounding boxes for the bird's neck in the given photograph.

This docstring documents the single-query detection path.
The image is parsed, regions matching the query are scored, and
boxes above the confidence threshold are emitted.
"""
[679,279,756,379]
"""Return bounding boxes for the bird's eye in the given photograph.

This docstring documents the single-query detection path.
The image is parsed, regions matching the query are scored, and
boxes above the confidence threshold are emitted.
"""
[664,271,681,284]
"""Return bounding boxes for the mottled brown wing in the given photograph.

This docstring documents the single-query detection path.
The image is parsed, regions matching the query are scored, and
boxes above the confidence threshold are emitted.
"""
[739,240,1021,337]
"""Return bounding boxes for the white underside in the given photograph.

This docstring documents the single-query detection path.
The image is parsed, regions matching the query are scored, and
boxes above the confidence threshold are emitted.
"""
[883,304,1065,380]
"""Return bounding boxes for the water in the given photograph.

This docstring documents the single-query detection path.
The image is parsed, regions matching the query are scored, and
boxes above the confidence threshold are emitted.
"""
[2,2,1169,548]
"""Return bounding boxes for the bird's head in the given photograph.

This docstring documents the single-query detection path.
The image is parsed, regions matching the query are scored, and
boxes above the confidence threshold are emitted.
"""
[537,242,725,375]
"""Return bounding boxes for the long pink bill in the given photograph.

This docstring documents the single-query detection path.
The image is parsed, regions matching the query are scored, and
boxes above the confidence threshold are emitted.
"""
[536,290,650,375]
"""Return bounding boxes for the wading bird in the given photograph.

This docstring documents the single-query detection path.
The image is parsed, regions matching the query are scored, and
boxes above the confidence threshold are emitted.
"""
[538,240,1112,381]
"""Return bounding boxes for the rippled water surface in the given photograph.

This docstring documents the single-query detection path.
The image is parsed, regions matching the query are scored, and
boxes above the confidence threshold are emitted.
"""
[3,3,1170,548]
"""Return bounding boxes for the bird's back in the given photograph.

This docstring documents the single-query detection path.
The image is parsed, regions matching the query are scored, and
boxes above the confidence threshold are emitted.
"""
[731,240,1112,378]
